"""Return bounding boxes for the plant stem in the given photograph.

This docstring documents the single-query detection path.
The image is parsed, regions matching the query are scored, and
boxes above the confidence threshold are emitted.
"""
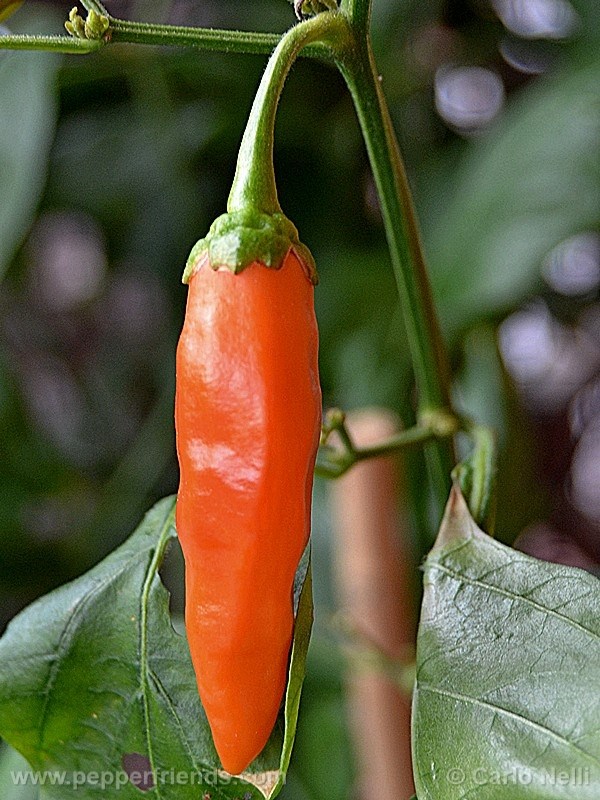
[316,408,458,479]
[227,12,350,214]
[0,34,102,53]
[336,39,455,520]
[109,15,332,61]
[108,17,283,56]
[0,15,329,59]
[316,426,437,479]
[81,0,109,14]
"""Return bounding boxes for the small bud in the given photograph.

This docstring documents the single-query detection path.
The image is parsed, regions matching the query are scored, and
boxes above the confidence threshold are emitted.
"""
[320,407,347,444]
[293,0,338,20]
[84,9,109,39]
[324,407,346,431]
[65,7,86,39]
[65,6,109,40]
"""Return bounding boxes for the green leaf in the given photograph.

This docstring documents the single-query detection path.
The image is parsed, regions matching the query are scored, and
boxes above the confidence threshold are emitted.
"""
[452,423,497,535]
[284,630,354,800]
[271,557,313,797]
[0,497,312,799]
[413,486,600,799]
[0,742,38,800]
[0,15,60,279]
[425,56,600,334]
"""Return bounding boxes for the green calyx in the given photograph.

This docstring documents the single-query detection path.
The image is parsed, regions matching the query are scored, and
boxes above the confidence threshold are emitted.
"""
[183,208,317,284]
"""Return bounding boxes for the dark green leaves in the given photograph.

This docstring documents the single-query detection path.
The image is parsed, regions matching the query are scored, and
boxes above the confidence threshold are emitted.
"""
[0,42,59,280]
[413,487,600,799]
[0,497,312,799]
[425,56,600,334]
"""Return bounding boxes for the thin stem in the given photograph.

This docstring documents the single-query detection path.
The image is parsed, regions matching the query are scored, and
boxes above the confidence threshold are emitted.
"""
[109,16,332,60]
[356,427,440,462]
[316,409,457,479]
[336,40,455,519]
[108,18,283,56]
[0,34,103,53]
[0,14,330,58]
[81,0,109,14]
[227,11,350,214]
[338,48,451,411]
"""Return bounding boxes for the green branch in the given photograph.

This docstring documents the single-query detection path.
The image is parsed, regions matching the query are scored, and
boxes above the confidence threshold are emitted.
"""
[108,18,283,56]
[0,33,102,53]
[335,38,455,521]
[80,0,109,14]
[316,409,496,537]
[316,408,459,479]
[0,4,332,58]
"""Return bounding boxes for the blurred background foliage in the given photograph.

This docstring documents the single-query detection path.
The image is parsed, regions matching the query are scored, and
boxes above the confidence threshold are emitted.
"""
[0,0,599,797]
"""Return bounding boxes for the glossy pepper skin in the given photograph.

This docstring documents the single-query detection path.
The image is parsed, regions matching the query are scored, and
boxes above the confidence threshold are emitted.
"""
[175,248,321,775]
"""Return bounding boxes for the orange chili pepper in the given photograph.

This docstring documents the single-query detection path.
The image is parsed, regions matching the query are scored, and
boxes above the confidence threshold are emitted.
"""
[175,247,321,775]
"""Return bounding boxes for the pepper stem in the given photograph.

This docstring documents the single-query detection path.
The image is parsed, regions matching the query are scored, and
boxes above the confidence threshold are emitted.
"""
[227,11,351,215]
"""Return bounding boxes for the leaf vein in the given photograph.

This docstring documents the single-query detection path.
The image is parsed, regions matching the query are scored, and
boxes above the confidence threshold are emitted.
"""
[429,562,600,641]
[147,668,204,772]
[417,683,600,768]
[138,503,176,800]
[36,555,144,753]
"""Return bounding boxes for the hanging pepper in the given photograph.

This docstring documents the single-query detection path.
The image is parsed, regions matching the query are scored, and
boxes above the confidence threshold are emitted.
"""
[173,11,347,774]
[175,212,321,776]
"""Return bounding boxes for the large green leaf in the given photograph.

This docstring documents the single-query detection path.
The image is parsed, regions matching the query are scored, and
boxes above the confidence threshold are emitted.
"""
[0,11,60,279]
[413,487,600,799]
[0,497,312,799]
[425,56,600,334]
